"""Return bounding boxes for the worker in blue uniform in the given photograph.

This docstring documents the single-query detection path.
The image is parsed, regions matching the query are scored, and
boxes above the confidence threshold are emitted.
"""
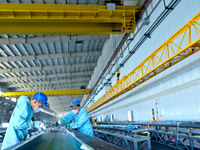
[1,92,48,150]
[61,100,94,137]
[106,116,110,123]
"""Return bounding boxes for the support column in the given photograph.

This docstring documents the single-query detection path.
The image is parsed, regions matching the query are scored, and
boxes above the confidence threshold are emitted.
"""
[0,100,4,127]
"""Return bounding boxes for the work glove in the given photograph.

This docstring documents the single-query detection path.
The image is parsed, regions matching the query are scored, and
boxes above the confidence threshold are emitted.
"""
[66,124,70,128]
[60,120,66,124]
[60,120,66,127]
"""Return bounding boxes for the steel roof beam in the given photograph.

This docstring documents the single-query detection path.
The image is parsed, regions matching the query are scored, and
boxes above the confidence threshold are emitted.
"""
[16,82,88,91]
[0,35,109,45]
[0,62,96,74]
[7,78,90,88]
[0,51,101,63]
[0,71,93,82]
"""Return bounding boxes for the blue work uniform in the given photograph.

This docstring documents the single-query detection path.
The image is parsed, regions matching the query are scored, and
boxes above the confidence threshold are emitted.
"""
[1,96,33,150]
[106,116,110,122]
[61,107,94,137]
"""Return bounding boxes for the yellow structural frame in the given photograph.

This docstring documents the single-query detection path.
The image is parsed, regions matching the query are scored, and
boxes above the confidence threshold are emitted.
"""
[0,3,140,34]
[87,12,200,113]
[2,89,92,98]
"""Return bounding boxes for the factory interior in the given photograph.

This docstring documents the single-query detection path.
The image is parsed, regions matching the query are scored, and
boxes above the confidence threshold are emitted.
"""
[0,0,200,150]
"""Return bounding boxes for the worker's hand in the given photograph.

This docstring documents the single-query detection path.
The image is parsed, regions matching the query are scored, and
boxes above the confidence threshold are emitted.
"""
[66,124,70,128]
[60,123,66,127]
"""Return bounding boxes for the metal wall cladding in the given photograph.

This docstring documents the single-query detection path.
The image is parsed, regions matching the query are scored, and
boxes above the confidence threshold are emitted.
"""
[91,0,200,122]
[158,79,200,122]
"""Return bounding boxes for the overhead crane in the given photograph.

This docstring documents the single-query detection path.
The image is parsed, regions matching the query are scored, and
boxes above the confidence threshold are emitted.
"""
[87,12,200,113]
[1,89,92,98]
[0,1,141,98]
[0,2,141,34]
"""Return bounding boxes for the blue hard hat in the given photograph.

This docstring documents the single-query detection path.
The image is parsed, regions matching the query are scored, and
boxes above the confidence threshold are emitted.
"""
[33,92,48,108]
[70,100,80,107]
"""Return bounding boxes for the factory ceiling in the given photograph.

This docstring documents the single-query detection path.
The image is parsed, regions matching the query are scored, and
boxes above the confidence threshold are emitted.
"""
[0,33,109,113]
[0,0,141,114]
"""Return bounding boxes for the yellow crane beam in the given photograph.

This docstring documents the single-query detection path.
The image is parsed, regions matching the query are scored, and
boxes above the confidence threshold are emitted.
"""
[1,89,92,98]
[87,12,200,113]
[0,3,140,34]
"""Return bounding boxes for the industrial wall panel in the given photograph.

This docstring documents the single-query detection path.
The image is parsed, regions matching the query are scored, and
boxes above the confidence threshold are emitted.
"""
[91,0,200,122]
[92,51,200,122]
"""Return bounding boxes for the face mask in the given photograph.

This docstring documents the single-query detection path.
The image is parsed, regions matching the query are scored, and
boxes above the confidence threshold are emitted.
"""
[72,110,79,115]
[33,107,41,113]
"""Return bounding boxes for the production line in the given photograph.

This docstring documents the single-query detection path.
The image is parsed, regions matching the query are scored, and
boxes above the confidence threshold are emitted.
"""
[92,122,200,150]
[1,118,200,150]
[2,127,123,150]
